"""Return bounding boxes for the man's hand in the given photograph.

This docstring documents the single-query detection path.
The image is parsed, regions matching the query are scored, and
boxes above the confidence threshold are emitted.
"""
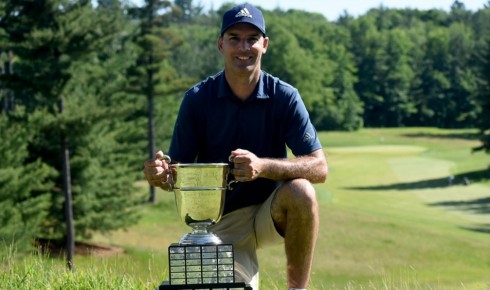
[143,150,172,190]
[229,149,263,182]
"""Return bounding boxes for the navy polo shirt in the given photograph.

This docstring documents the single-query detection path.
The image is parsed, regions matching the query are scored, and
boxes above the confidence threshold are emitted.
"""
[169,70,322,215]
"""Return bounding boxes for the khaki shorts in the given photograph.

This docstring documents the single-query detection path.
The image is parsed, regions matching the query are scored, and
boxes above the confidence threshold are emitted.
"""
[208,188,284,289]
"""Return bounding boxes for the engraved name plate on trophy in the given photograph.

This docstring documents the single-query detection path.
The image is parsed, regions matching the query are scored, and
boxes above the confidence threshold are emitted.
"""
[168,244,235,285]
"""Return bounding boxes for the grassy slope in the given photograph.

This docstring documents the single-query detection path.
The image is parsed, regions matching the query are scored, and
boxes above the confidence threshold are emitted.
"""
[257,128,490,289]
[4,128,488,289]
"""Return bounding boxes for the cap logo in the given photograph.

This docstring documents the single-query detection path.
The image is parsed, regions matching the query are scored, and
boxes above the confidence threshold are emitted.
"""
[235,8,253,18]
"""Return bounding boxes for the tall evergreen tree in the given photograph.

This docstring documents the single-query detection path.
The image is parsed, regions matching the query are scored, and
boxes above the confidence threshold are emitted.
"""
[478,2,490,155]
[403,16,431,126]
[169,22,222,80]
[0,112,55,253]
[0,0,142,264]
[382,28,416,126]
[350,15,387,127]
[329,44,363,131]
[474,29,490,154]
[446,22,478,127]
[174,0,204,23]
[127,0,186,203]
[417,27,452,127]
[265,11,344,129]
[449,0,472,23]
[0,1,14,113]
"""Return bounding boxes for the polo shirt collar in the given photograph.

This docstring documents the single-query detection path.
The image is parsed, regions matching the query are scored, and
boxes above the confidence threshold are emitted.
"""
[217,70,269,100]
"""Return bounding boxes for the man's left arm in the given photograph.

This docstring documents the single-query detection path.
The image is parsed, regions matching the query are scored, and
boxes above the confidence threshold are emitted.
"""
[230,148,328,183]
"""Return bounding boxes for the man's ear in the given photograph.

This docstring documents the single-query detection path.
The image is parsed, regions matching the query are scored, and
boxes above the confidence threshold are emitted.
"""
[262,36,269,54]
[218,37,224,53]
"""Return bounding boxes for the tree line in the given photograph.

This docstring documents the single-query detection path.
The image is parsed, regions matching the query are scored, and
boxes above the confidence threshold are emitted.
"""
[0,0,489,260]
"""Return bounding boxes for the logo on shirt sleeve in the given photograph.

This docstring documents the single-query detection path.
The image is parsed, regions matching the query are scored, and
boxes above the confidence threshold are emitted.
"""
[303,132,313,142]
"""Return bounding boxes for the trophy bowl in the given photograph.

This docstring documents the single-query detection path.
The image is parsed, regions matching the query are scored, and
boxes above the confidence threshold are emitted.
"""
[166,161,232,245]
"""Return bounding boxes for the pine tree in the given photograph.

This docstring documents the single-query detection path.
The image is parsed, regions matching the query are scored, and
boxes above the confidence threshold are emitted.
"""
[0,0,142,265]
[0,112,55,253]
[127,0,188,203]
[474,36,490,154]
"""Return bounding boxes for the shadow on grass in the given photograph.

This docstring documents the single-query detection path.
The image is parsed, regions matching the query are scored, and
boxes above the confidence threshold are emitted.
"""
[345,168,490,235]
[460,224,490,234]
[429,197,490,215]
[345,169,490,191]
[402,132,479,141]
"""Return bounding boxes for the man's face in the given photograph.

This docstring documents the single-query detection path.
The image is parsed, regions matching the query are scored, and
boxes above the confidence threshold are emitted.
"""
[218,23,269,77]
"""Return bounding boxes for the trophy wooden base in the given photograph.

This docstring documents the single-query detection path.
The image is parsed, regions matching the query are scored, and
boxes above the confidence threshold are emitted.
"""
[158,280,252,289]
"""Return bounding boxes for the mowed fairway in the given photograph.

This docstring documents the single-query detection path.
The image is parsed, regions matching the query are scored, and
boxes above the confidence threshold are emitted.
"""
[81,128,490,289]
[257,128,490,289]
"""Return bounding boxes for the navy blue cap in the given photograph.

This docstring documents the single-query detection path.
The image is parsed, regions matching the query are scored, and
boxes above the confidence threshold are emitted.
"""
[220,3,266,36]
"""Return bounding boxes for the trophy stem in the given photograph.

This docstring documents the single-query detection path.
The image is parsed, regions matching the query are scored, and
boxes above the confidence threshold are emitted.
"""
[179,222,222,245]
[191,222,210,234]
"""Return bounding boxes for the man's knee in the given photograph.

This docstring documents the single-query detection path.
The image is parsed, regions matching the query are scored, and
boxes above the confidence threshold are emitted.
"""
[271,179,318,230]
[276,179,318,209]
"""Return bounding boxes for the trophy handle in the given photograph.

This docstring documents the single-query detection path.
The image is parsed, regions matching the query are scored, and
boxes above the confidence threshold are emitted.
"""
[227,154,239,190]
[227,180,238,190]
[159,154,175,189]
[161,154,171,163]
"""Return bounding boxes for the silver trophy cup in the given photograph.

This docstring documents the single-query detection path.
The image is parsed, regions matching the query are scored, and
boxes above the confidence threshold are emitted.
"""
[161,155,236,245]
[157,155,251,288]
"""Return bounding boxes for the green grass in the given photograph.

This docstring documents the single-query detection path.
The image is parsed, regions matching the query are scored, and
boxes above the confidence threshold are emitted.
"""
[1,128,489,289]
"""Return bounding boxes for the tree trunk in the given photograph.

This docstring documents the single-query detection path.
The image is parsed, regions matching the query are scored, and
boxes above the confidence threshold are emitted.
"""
[147,2,157,204]
[60,98,75,271]
[147,71,156,203]
[1,49,15,112]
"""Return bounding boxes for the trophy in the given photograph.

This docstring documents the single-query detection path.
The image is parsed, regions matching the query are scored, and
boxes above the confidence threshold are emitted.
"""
[157,155,251,290]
